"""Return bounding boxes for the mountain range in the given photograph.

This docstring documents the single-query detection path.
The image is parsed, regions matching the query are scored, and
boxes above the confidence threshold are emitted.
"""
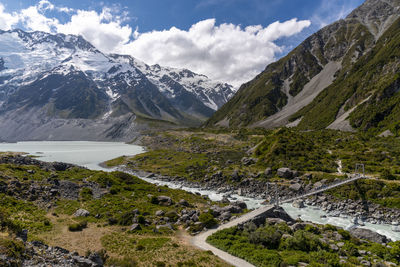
[0,29,233,141]
[207,0,400,136]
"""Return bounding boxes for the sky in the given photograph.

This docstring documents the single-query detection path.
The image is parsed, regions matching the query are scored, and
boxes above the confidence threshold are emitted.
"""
[0,0,364,87]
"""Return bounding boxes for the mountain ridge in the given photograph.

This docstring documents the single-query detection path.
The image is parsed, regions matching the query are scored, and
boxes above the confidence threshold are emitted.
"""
[0,28,234,141]
[206,0,400,135]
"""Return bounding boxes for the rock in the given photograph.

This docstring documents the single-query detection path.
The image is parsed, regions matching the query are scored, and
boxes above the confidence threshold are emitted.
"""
[72,256,94,267]
[88,252,104,266]
[289,183,302,192]
[155,210,165,216]
[313,181,323,189]
[74,209,90,217]
[220,211,232,221]
[349,228,388,244]
[235,201,247,210]
[330,244,339,251]
[231,170,241,181]
[156,223,173,230]
[264,167,272,176]
[378,130,394,137]
[360,260,371,267]
[277,168,293,179]
[265,218,286,224]
[291,222,315,231]
[179,199,190,207]
[241,157,257,166]
[292,200,305,208]
[130,223,141,231]
[157,196,173,206]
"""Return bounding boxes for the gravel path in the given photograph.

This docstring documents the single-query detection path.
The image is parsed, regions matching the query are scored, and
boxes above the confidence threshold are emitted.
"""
[191,205,274,267]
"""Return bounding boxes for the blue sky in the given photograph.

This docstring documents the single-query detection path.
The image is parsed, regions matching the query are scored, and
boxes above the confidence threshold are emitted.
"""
[0,0,364,86]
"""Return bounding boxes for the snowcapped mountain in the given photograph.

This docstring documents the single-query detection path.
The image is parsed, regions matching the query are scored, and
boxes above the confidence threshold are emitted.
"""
[0,29,234,141]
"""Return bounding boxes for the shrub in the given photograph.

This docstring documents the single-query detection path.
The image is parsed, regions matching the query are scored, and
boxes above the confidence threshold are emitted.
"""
[137,215,146,224]
[248,227,282,249]
[68,221,87,232]
[337,229,351,240]
[150,196,159,204]
[199,213,217,228]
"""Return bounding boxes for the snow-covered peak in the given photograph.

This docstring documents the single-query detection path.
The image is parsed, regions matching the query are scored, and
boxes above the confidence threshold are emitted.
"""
[0,29,234,115]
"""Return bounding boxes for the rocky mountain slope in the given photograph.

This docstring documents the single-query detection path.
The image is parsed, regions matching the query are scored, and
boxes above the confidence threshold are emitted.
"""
[206,0,400,135]
[0,29,233,141]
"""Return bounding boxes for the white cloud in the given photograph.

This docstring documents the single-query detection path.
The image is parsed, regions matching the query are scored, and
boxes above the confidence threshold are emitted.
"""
[0,1,311,87]
[0,3,19,30]
[56,8,132,53]
[312,0,362,28]
[120,18,310,86]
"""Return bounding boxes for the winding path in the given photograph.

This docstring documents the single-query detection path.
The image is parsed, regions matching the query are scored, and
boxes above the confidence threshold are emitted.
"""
[191,175,367,266]
[191,204,274,267]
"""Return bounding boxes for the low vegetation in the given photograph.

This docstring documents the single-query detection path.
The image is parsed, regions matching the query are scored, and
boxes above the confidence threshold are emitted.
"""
[0,154,229,266]
[207,221,400,267]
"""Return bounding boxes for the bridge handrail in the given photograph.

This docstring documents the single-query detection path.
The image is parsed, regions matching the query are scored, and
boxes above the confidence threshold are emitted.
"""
[279,175,366,204]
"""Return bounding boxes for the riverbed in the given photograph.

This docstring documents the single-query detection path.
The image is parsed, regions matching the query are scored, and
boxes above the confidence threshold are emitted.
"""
[0,141,398,241]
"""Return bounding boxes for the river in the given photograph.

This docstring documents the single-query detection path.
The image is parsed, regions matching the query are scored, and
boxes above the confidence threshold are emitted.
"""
[0,141,398,241]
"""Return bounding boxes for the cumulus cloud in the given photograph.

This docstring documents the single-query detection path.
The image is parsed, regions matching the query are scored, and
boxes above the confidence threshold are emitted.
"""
[121,18,310,86]
[0,0,311,87]
[0,3,19,30]
[56,8,132,53]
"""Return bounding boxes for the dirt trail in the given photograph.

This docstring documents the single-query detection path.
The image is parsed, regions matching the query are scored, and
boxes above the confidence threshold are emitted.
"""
[191,205,274,267]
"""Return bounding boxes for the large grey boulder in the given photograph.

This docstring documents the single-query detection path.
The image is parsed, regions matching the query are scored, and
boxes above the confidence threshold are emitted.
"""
[349,228,388,243]
[157,196,173,206]
[289,183,302,192]
[74,209,90,217]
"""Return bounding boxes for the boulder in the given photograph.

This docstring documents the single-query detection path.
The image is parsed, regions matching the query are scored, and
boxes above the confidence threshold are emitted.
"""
[289,183,302,192]
[277,168,293,179]
[155,210,165,216]
[235,201,247,210]
[220,211,232,221]
[241,157,257,166]
[292,200,305,208]
[231,170,241,181]
[74,209,90,217]
[157,196,173,206]
[178,199,190,207]
[130,223,141,231]
[349,228,388,244]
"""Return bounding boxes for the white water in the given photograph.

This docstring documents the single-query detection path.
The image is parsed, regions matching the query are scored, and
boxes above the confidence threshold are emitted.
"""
[0,141,398,241]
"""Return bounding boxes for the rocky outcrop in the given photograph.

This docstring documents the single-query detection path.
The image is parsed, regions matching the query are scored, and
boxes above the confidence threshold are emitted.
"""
[0,240,103,267]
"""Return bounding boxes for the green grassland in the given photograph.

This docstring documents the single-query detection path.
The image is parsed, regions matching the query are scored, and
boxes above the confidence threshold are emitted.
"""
[0,156,230,266]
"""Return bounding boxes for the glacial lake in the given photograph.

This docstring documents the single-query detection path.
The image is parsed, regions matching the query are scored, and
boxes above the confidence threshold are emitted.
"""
[0,141,145,170]
[0,141,398,241]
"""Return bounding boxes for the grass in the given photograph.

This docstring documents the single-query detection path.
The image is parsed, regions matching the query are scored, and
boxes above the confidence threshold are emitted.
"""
[101,232,230,267]
[0,153,231,266]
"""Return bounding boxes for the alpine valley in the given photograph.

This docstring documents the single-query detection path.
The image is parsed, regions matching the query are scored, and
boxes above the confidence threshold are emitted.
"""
[0,29,234,141]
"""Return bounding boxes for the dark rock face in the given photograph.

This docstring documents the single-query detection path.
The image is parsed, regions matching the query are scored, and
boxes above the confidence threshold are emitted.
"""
[349,228,388,244]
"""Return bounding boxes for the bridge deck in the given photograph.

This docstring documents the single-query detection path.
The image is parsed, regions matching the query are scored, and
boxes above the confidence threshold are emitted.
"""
[281,175,366,204]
